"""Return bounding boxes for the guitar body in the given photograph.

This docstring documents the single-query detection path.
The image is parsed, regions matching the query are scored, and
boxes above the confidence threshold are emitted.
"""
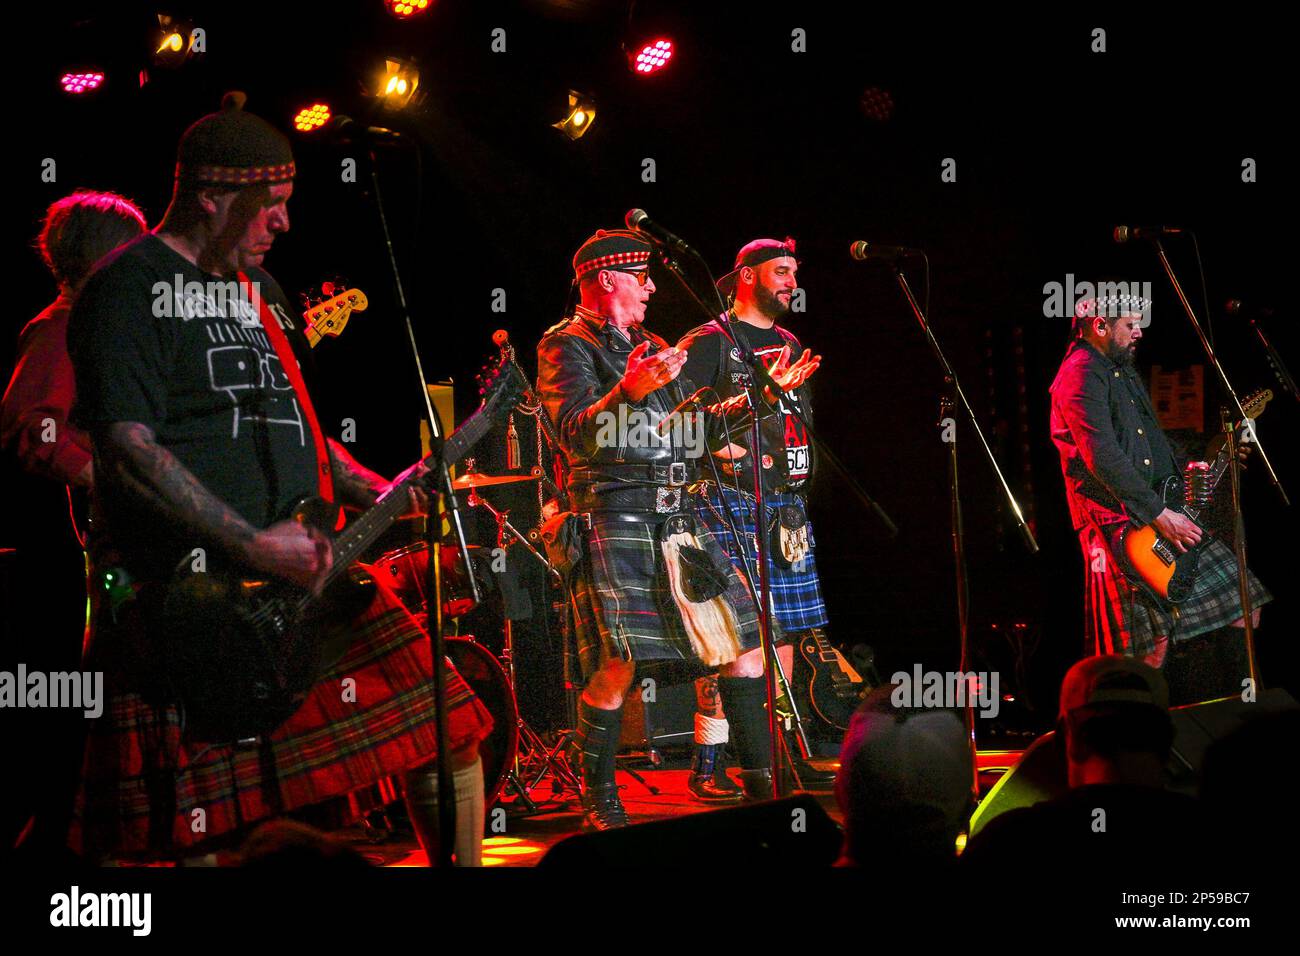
[1115,475,1209,605]
[160,497,375,742]
[794,631,869,733]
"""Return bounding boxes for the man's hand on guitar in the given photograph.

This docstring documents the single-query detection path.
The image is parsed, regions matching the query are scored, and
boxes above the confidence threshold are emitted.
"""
[383,459,432,518]
[1153,508,1202,553]
[243,520,333,591]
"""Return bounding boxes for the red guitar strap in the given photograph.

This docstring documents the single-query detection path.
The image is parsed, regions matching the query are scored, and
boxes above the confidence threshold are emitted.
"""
[238,272,335,504]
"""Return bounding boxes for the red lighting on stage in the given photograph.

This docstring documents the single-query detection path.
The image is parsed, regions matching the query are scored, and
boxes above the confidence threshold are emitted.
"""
[386,0,431,17]
[293,103,331,132]
[61,72,104,95]
[631,39,673,74]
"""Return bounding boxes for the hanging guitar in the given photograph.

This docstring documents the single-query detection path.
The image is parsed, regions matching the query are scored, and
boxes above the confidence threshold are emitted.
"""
[301,281,368,348]
[1114,388,1272,604]
[792,630,873,733]
[158,353,524,742]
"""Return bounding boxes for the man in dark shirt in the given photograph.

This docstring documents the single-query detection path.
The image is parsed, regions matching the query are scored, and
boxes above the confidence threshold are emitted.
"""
[1048,294,1269,704]
[65,94,492,864]
[677,238,830,796]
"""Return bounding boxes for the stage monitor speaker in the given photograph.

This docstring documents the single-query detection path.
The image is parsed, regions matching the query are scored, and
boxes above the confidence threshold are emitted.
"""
[538,795,842,866]
[968,687,1298,839]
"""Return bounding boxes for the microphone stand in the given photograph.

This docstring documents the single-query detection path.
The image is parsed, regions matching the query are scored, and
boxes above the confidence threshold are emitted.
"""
[1239,308,1299,403]
[368,145,482,867]
[1151,240,1289,507]
[651,243,896,797]
[885,263,1038,807]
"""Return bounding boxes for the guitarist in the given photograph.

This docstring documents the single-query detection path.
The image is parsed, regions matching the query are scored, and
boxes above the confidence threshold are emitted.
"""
[1049,292,1271,705]
[64,94,493,864]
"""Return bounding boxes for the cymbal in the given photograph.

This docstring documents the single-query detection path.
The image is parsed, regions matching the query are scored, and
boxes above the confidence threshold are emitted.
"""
[450,471,542,490]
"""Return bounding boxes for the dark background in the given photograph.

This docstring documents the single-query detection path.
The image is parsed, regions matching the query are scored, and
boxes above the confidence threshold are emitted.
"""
[7,1,1295,737]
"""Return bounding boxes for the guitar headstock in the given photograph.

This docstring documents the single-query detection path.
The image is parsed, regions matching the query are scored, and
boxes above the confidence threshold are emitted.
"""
[1241,388,1273,422]
[476,351,527,415]
[301,280,368,347]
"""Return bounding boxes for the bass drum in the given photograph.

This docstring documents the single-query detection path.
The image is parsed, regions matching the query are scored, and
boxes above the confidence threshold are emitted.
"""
[444,637,519,809]
[376,542,494,621]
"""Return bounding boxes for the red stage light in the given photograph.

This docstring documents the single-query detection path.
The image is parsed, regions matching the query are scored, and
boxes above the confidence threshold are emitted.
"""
[61,72,104,95]
[631,39,673,75]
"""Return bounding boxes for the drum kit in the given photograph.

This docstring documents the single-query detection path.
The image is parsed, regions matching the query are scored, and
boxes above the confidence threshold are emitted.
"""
[370,464,582,815]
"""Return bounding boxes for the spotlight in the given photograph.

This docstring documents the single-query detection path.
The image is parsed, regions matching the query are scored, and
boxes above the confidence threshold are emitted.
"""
[152,15,196,68]
[375,58,420,110]
[628,38,673,75]
[61,71,105,95]
[859,86,895,122]
[293,103,332,133]
[385,0,432,18]
[553,90,597,140]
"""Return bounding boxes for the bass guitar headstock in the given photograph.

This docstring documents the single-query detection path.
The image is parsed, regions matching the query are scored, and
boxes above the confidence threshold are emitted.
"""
[301,280,368,348]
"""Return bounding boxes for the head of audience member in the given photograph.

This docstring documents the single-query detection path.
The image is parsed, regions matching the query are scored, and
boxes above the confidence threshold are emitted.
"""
[1058,655,1173,789]
[37,190,146,296]
[835,684,973,868]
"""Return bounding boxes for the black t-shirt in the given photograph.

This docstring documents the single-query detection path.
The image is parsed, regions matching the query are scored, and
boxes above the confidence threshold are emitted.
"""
[68,234,319,580]
[679,316,813,495]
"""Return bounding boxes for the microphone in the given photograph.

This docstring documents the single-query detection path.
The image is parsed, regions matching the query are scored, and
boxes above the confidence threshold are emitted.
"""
[655,387,710,437]
[849,241,922,262]
[323,115,406,143]
[625,209,696,255]
[1112,224,1184,243]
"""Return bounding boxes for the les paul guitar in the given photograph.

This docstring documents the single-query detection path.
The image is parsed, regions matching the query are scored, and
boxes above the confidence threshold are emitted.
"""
[158,355,523,742]
[794,631,873,733]
[1115,388,1271,604]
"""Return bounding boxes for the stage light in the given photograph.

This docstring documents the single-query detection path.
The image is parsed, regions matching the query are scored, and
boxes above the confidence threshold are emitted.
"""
[859,86,895,122]
[385,0,432,18]
[293,103,332,133]
[376,58,420,110]
[152,15,196,69]
[553,90,597,140]
[61,71,104,95]
[628,38,673,75]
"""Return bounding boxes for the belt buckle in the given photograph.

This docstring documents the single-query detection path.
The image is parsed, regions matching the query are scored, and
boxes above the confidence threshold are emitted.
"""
[668,462,687,487]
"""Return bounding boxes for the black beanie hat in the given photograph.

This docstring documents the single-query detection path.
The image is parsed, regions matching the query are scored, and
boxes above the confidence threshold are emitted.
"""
[176,91,295,187]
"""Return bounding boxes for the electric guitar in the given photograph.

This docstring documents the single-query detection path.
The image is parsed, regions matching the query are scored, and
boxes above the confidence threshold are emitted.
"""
[1115,389,1271,604]
[158,355,523,742]
[793,631,873,732]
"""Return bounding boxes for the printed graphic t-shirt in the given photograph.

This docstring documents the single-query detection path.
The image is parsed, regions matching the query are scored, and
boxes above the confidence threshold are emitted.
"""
[68,233,319,580]
[679,317,813,496]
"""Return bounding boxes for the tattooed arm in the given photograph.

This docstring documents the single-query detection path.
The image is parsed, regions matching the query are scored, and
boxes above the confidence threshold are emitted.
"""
[327,438,387,510]
[94,421,330,587]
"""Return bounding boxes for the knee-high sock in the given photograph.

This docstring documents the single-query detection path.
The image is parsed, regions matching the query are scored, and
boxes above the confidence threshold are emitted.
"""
[575,699,623,789]
[717,675,772,770]
[403,756,486,867]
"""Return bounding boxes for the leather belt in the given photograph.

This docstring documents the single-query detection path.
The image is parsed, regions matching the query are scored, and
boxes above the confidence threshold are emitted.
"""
[571,462,689,487]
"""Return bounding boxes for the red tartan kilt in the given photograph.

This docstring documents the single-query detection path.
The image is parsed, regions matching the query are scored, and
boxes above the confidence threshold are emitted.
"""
[70,574,493,861]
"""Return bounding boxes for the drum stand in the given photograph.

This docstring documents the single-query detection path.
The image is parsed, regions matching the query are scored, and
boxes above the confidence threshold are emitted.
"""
[465,488,585,810]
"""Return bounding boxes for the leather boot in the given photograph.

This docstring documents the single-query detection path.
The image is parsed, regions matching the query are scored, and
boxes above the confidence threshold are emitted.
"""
[687,744,743,803]
[739,768,774,801]
[576,700,628,830]
[580,783,629,830]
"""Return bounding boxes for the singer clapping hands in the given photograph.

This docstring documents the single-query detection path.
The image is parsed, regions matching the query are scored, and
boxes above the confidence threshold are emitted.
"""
[621,341,687,402]
[763,345,821,404]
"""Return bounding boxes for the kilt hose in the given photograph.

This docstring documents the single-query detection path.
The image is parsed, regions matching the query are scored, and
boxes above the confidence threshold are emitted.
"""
[1079,519,1272,663]
[70,575,493,861]
[694,483,830,635]
[569,514,763,683]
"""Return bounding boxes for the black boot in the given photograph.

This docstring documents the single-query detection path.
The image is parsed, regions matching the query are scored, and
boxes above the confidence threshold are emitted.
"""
[687,744,743,803]
[575,700,628,830]
[717,675,774,797]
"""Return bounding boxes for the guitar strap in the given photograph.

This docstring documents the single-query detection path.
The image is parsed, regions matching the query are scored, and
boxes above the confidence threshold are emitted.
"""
[238,272,335,504]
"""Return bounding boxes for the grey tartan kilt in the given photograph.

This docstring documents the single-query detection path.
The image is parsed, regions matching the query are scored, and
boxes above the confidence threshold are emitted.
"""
[568,515,763,683]
[1085,524,1272,660]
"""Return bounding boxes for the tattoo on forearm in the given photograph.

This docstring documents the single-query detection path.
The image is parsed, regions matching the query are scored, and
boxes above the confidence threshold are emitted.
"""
[327,439,383,508]
[96,422,257,554]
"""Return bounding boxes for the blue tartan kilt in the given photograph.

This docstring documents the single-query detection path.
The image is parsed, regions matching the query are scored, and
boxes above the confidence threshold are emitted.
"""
[693,482,830,635]
[569,515,762,683]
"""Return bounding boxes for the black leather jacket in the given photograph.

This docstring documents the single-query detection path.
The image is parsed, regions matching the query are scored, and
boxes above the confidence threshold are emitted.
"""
[537,312,744,515]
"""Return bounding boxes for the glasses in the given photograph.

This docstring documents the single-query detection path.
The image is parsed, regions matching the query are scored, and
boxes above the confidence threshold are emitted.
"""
[613,268,650,286]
